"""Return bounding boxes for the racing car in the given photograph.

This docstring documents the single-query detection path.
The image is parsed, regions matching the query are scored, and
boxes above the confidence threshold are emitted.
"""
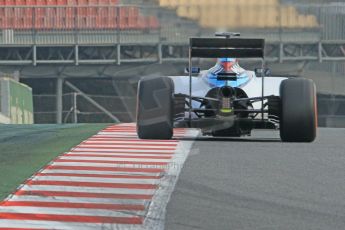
[136,33,317,142]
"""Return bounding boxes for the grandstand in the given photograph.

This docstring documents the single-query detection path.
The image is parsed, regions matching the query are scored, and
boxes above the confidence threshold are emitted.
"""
[0,0,326,47]
[0,0,159,30]
[159,0,319,29]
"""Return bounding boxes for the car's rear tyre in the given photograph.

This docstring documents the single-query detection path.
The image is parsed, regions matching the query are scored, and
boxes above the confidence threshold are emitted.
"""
[280,78,317,142]
[136,76,174,139]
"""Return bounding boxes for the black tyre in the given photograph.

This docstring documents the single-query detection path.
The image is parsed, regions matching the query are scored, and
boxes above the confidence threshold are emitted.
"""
[136,76,174,139]
[280,78,317,142]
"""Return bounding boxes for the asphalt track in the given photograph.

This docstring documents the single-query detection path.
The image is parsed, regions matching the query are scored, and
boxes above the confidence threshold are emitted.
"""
[165,128,345,230]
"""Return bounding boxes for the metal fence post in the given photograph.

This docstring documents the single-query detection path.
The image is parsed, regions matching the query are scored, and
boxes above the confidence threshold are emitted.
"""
[72,92,78,123]
[116,6,121,65]
[318,41,322,63]
[56,77,64,124]
[33,45,37,66]
[75,45,79,66]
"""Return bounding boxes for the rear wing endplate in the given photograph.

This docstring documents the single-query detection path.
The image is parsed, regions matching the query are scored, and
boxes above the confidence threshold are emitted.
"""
[189,38,265,58]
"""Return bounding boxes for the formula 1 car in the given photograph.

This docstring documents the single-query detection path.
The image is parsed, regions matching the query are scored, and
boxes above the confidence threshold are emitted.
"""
[136,33,317,142]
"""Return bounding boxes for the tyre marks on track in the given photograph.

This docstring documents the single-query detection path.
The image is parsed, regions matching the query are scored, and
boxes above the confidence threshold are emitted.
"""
[0,123,198,230]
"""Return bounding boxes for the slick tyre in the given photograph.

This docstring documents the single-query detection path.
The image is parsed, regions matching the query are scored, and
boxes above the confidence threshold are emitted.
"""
[280,78,317,142]
[136,76,174,139]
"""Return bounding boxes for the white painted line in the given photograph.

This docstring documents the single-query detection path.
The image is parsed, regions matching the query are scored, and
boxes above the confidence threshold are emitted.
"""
[41,169,162,177]
[20,185,156,195]
[31,176,159,184]
[95,134,139,136]
[97,132,139,135]
[10,195,147,206]
[58,156,171,163]
[83,140,178,145]
[88,137,178,142]
[50,162,167,168]
[0,220,142,230]
[0,206,143,218]
[76,144,176,149]
[72,148,174,153]
[65,152,174,157]
[115,123,136,126]
[66,151,174,156]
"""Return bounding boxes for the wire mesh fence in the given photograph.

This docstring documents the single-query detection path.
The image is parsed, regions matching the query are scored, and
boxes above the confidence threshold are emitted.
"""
[32,92,345,127]
[33,93,135,124]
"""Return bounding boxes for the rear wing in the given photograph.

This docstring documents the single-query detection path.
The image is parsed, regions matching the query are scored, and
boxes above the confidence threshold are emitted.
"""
[189,38,265,58]
[186,36,266,123]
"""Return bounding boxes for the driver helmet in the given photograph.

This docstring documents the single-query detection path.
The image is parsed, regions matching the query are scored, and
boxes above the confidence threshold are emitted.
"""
[219,58,237,72]
[206,57,250,88]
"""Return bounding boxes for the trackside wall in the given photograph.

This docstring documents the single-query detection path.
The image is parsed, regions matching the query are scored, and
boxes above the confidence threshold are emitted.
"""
[0,78,33,124]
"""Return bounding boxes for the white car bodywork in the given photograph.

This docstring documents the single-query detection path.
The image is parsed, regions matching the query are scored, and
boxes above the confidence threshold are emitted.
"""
[171,71,287,109]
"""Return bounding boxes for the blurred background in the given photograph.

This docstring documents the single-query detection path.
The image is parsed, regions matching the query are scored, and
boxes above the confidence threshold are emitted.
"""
[0,0,344,127]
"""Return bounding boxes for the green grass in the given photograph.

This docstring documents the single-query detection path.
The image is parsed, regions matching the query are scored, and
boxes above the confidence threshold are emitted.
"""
[0,123,109,200]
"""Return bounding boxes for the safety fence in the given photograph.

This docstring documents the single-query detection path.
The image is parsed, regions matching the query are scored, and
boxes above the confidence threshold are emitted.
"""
[32,92,345,127]
[318,94,345,127]
[33,93,135,124]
